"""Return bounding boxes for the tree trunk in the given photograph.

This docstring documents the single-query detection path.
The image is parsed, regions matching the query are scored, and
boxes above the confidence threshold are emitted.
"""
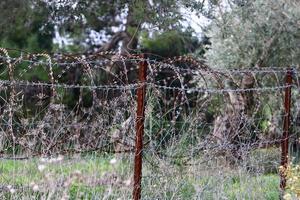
[212,73,256,162]
[120,4,139,55]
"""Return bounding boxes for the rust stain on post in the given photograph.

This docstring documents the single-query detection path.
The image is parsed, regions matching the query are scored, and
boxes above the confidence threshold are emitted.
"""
[133,54,147,200]
[280,68,292,191]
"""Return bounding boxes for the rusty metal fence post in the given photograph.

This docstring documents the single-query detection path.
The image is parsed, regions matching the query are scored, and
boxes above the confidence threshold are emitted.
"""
[280,68,293,191]
[133,54,147,200]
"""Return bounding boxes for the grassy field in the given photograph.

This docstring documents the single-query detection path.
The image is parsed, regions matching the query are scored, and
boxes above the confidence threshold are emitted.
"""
[0,154,133,199]
[0,153,281,200]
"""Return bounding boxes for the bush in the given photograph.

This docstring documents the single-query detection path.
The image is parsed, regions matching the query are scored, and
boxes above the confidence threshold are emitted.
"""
[283,164,300,199]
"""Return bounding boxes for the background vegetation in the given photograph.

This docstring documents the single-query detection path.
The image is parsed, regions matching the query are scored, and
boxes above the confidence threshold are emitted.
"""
[0,0,299,199]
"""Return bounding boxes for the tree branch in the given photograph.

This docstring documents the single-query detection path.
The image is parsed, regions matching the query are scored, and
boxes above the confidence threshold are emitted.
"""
[98,31,127,52]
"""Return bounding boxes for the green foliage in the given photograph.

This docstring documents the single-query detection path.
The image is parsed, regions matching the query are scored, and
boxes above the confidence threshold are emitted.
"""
[0,0,53,52]
[69,185,106,199]
[43,0,206,53]
[0,1,53,101]
[141,30,199,58]
[225,174,279,200]
[206,0,300,68]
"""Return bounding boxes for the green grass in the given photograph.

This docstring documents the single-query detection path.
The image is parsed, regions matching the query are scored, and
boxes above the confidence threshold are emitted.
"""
[0,155,122,184]
[225,174,279,200]
[0,154,280,199]
[0,154,133,199]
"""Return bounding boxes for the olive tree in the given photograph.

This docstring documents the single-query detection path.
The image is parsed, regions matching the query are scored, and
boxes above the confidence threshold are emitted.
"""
[204,0,300,155]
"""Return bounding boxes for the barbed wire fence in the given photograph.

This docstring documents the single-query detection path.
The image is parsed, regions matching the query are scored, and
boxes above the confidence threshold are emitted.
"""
[0,48,298,199]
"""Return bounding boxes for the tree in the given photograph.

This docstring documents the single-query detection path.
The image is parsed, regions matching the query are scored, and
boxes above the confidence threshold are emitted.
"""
[206,0,300,68]
[43,0,210,54]
[204,0,300,156]
[0,0,53,51]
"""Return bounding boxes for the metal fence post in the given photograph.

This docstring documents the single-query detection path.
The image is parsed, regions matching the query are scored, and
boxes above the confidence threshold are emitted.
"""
[280,68,293,191]
[133,54,147,200]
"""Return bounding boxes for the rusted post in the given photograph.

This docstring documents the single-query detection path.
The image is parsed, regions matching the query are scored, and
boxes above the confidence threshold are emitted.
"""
[133,54,147,200]
[280,68,292,191]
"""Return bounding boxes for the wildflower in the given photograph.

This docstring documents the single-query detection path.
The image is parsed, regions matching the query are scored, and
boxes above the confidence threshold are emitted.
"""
[10,188,16,194]
[38,164,46,172]
[283,193,292,200]
[110,158,117,165]
[7,186,16,194]
[57,155,64,161]
[32,184,39,192]
[124,179,131,186]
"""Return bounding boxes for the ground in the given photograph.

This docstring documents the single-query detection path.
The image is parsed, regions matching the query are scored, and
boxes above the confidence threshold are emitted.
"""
[0,153,280,200]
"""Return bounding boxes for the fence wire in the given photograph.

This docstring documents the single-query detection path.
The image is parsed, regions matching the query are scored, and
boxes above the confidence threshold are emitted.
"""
[0,48,299,199]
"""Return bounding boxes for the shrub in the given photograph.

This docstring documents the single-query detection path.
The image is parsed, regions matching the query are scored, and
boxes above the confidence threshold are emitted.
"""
[283,163,300,199]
